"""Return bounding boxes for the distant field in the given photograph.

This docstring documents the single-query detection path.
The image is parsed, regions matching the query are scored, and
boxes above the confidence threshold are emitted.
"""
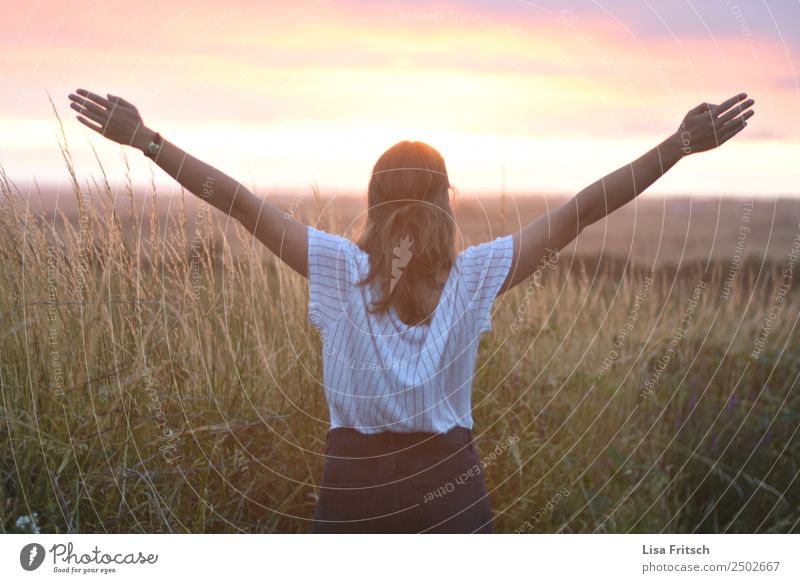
[2,169,798,533]
[29,182,800,267]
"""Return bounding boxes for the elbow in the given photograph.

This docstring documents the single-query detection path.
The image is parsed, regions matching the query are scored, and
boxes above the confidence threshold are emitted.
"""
[576,202,603,233]
[574,208,591,235]
[570,194,596,235]
[576,213,592,234]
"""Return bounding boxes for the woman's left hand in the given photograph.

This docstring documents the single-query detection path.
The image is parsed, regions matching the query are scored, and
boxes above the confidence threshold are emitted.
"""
[68,88,154,149]
[674,93,755,156]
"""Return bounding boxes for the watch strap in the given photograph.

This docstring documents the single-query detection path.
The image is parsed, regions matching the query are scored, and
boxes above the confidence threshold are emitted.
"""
[144,132,163,159]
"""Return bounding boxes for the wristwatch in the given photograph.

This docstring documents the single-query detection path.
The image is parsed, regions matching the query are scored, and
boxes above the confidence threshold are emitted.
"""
[144,132,163,159]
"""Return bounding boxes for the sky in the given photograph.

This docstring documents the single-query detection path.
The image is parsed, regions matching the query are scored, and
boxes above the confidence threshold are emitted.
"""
[1,0,798,198]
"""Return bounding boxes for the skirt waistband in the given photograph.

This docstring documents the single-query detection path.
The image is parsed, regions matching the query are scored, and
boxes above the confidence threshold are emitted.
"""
[326,425,473,452]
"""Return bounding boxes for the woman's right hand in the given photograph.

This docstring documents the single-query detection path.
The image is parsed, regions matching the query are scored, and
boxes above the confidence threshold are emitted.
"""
[68,88,155,151]
[674,92,755,156]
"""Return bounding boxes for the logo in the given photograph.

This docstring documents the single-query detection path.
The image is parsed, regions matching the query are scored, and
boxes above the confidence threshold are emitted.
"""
[390,236,413,292]
[20,543,46,571]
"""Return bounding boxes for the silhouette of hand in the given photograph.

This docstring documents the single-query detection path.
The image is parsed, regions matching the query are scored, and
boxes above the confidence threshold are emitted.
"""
[675,93,754,156]
[68,89,153,149]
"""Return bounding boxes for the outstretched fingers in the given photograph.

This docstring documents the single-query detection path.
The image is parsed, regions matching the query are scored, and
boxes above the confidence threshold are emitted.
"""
[721,108,755,132]
[717,110,753,145]
[68,93,106,113]
[75,88,111,109]
[75,114,103,134]
[717,98,754,125]
[69,101,107,126]
[711,93,748,117]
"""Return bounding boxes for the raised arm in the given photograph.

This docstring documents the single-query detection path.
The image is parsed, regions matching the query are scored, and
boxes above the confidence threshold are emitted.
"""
[68,88,308,277]
[499,92,755,293]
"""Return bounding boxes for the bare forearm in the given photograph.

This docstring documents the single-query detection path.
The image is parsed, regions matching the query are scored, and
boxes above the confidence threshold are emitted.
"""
[134,126,246,216]
[67,87,753,288]
[574,133,684,229]
[133,126,309,275]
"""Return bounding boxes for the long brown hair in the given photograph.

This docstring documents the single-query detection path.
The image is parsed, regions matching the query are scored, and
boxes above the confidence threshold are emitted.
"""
[356,141,456,326]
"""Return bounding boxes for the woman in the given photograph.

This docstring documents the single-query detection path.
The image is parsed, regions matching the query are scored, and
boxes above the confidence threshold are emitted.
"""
[68,88,754,533]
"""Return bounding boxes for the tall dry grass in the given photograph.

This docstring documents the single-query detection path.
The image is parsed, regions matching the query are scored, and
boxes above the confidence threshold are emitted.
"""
[1,116,798,533]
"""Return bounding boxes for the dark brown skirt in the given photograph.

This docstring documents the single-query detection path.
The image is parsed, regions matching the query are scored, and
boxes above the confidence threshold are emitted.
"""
[312,426,493,533]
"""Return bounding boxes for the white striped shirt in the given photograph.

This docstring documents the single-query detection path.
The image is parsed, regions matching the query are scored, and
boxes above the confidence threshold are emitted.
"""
[307,225,514,434]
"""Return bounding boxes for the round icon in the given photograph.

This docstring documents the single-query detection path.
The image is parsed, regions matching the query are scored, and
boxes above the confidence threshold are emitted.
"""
[20,543,46,571]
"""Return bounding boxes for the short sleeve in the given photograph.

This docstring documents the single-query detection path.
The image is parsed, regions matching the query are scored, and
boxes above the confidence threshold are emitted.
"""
[458,234,514,334]
[307,225,362,335]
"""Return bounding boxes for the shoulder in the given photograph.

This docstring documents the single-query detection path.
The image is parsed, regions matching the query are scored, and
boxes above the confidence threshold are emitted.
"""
[307,225,369,273]
[459,233,514,269]
[308,225,364,257]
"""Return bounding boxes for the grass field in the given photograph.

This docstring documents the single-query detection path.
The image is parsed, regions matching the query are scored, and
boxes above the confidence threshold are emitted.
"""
[1,135,799,534]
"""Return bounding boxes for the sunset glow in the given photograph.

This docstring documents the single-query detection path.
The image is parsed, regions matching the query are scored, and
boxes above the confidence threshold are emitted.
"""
[1,0,798,196]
